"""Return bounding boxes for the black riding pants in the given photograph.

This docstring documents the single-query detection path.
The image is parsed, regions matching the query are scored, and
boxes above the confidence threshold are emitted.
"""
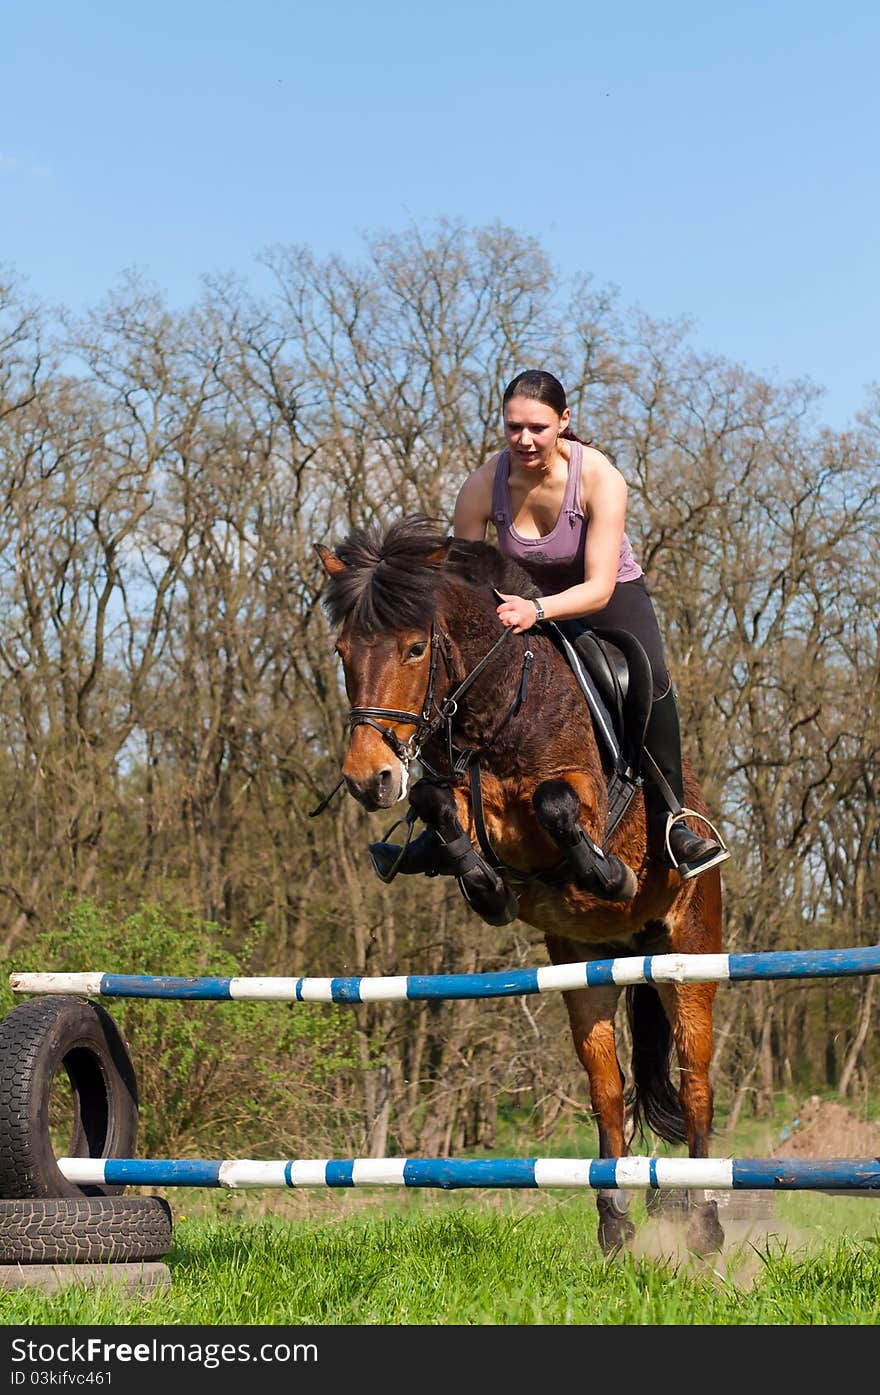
[559,575,671,699]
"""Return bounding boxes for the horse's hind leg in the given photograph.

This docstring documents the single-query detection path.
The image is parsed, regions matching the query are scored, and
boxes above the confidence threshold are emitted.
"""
[408,780,519,927]
[661,871,726,1254]
[533,778,637,902]
[654,979,725,1255]
[546,934,635,1257]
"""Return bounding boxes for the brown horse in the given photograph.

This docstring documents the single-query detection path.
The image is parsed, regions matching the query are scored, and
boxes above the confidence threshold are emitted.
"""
[316,515,725,1255]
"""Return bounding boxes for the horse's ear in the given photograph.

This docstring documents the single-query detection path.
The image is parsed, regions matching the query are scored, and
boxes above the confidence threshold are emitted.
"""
[425,538,452,565]
[314,543,347,577]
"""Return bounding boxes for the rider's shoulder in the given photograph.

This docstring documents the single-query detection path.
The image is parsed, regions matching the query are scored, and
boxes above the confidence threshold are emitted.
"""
[580,441,619,473]
[580,443,627,492]
[478,449,506,476]
[459,453,502,496]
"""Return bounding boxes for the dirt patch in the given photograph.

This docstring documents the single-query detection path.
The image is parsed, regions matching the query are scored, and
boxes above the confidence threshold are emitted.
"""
[774,1096,880,1158]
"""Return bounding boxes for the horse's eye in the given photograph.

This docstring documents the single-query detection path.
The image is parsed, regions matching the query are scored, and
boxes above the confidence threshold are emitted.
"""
[407,641,428,660]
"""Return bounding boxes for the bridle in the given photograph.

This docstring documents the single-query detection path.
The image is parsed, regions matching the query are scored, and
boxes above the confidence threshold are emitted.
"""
[311,602,575,889]
[310,611,534,816]
[346,618,455,766]
[349,618,534,774]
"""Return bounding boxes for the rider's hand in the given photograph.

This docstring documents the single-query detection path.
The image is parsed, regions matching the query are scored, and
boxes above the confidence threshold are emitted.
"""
[495,592,539,634]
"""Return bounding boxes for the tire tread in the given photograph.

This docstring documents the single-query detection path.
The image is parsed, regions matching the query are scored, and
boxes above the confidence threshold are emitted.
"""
[0,1197,172,1263]
[0,996,138,1199]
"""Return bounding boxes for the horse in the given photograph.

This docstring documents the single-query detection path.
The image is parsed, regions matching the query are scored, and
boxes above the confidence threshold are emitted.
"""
[315,514,725,1256]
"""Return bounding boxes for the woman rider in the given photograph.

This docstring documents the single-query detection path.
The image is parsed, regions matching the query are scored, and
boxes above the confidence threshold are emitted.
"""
[374,368,729,883]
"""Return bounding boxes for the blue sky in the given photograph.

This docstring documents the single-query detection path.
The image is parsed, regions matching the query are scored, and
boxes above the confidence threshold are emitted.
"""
[2,1,878,430]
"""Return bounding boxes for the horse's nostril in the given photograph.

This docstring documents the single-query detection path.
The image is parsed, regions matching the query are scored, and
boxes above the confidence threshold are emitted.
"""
[342,766,398,810]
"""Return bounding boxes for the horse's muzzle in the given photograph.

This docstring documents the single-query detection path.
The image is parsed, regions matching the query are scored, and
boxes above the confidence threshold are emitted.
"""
[343,762,407,811]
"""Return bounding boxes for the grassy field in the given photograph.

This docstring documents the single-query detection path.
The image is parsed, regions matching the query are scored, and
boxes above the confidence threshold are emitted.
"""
[2,1185,878,1327]
[3,1100,878,1328]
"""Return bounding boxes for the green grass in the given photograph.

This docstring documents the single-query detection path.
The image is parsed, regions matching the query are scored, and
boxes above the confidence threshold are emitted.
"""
[3,1092,877,1326]
[3,1189,878,1326]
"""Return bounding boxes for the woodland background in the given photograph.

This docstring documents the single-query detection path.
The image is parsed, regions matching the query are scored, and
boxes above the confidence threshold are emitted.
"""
[1,221,877,1160]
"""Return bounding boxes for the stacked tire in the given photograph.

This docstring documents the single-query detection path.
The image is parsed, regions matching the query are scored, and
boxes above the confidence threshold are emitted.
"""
[0,996,172,1263]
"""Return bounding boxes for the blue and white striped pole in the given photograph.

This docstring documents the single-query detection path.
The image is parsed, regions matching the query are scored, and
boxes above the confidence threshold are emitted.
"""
[56,1155,880,1191]
[10,945,880,1003]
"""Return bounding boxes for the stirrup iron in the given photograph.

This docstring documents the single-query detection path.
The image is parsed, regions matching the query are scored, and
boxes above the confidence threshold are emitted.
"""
[664,807,730,881]
[368,809,418,884]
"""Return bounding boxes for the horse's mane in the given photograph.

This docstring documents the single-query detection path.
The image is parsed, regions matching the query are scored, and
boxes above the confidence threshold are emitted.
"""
[321,514,539,631]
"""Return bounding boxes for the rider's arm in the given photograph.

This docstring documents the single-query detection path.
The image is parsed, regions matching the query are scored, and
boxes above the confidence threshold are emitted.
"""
[452,463,494,541]
[537,456,628,620]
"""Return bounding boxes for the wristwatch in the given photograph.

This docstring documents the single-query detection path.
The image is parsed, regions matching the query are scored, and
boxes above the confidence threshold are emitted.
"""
[532,599,545,622]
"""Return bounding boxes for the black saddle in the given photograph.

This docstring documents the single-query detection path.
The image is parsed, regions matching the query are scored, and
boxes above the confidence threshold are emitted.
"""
[573,626,653,777]
[545,620,654,841]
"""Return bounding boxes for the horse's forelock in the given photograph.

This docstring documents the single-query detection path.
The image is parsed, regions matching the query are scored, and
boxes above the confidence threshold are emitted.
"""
[321,516,539,633]
[322,515,449,632]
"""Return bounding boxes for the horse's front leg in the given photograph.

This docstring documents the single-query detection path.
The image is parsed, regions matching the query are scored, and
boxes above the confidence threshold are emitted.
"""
[655,980,725,1256]
[407,780,519,927]
[533,775,637,901]
[546,933,635,1256]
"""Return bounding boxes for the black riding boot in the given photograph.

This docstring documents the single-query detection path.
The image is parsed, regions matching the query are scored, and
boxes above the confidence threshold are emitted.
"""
[644,688,730,880]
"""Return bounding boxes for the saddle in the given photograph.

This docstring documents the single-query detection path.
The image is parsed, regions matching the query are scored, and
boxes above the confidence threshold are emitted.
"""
[546,620,654,843]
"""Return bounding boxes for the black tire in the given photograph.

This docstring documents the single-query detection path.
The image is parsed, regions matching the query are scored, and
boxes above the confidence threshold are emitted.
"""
[0,1197,172,1263]
[0,996,138,1200]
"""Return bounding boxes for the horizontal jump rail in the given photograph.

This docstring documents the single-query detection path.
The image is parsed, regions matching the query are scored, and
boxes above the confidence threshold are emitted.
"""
[11,945,880,1003]
[57,1155,880,1191]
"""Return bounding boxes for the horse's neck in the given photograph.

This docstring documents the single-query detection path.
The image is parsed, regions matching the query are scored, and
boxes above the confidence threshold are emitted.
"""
[443,598,601,769]
[443,602,546,745]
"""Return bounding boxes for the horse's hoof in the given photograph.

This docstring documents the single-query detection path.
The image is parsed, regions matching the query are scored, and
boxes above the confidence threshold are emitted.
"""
[598,1213,636,1256]
[686,1200,725,1256]
[567,858,638,902]
[562,832,637,902]
[368,829,453,882]
[580,856,637,902]
[611,860,638,901]
[489,882,520,926]
[369,842,406,882]
[597,1193,635,1256]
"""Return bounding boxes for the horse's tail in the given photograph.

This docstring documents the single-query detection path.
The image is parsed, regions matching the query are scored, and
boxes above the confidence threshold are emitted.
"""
[625,984,687,1144]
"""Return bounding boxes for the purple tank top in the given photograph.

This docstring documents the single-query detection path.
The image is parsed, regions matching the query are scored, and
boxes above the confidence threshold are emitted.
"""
[491,441,642,594]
